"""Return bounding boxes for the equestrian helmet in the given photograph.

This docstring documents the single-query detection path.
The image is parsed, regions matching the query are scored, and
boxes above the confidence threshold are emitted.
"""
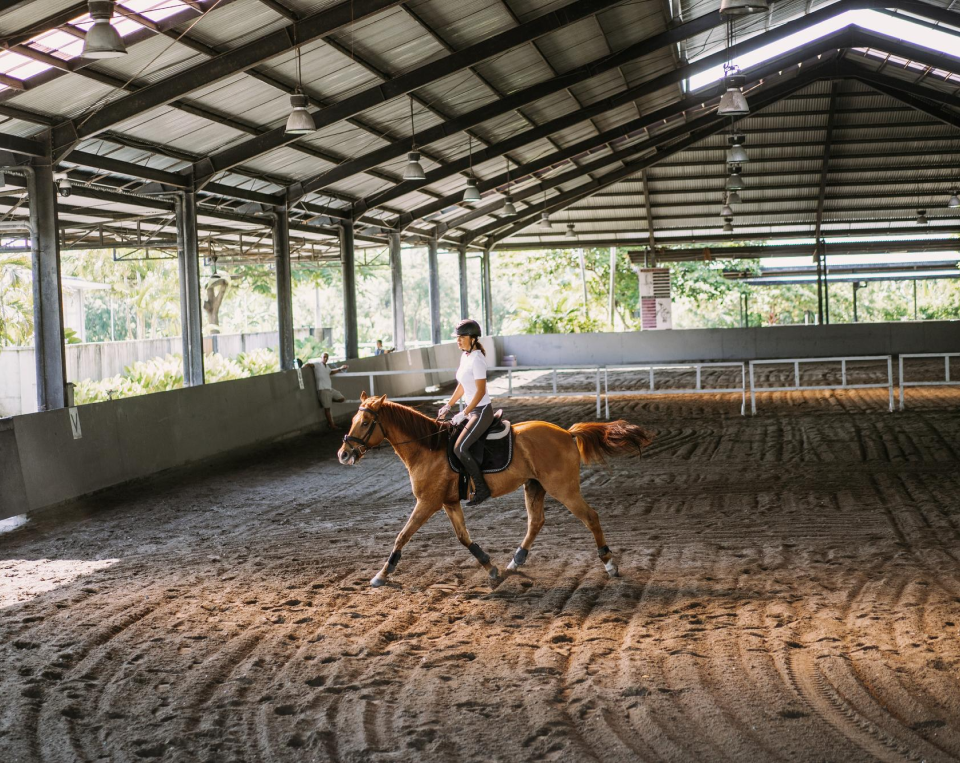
[454,319,482,337]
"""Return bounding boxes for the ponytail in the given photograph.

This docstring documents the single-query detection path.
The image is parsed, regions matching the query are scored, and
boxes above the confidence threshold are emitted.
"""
[470,338,486,356]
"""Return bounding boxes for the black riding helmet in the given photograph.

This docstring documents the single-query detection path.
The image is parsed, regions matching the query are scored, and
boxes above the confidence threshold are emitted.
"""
[454,318,482,337]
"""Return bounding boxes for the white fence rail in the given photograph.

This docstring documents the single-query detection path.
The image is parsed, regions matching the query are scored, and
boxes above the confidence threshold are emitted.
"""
[898,352,960,410]
[748,355,894,415]
[603,362,746,417]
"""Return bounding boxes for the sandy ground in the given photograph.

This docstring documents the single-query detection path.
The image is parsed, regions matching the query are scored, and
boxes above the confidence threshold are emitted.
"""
[1,375,959,762]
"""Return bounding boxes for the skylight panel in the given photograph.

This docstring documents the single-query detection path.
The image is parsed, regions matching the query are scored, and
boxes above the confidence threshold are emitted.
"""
[688,10,960,92]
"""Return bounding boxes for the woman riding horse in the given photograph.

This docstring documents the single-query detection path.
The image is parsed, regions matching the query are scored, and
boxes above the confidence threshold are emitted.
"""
[339,388,654,588]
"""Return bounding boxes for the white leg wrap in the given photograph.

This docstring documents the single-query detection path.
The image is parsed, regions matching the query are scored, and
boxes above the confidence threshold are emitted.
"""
[604,560,619,577]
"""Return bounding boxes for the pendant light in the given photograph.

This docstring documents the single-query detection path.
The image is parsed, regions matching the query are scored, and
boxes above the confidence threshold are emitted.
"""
[948,190,960,208]
[720,0,769,16]
[540,189,551,227]
[566,223,577,239]
[722,217,734,233]
[403,100,426,181]
[501,157,517,216]
[720,202,734,218]
[727,134,749,163]
[462,136,481,203]
[727,190,742,204]
[916,209,928,225]
[285,47,315,135]
[718,68,750,116]
[726,164,744,191]
[83,1,127,58]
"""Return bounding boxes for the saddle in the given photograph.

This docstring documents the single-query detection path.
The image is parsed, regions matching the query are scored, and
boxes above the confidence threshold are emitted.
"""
[446,409,514,500]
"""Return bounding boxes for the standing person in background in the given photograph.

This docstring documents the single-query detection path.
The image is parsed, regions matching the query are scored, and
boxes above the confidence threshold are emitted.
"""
[306,352,349,430]
[374,340,386,356]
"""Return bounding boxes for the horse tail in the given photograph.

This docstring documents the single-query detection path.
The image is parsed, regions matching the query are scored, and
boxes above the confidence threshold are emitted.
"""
[568,420,655,465]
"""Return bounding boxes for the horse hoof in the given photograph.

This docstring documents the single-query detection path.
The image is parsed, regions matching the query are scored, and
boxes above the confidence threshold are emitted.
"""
[605,561,619,578]
[488,567,500,586]
[506,559,518,571]
[370,575,387,587]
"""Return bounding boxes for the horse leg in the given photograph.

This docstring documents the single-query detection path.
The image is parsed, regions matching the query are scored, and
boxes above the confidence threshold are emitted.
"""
[443,503,500,585]
[371,499,440,587]
[506,479,546,571]
[546,483,619,578]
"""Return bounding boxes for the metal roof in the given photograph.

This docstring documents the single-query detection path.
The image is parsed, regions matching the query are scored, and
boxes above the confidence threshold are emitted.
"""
[3,0,960,257]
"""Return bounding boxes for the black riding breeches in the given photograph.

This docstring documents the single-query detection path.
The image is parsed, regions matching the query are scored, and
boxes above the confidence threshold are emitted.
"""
[454,404,493,473]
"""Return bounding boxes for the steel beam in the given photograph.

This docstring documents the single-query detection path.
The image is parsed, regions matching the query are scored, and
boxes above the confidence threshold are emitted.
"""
[340,224,359,359]
[197,0,623,184]
[176,191,205,387]
[274,208,295,370]
[458,247,469,320]
[427,238,441,345]
[49,0,405,154]
[481,248,493,335]
[388,231,406,351]
[483,68,827,245]
[24,146,68,411]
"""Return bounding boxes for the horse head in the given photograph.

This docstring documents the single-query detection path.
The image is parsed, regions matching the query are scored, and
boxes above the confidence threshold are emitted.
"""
[338,391,388,465]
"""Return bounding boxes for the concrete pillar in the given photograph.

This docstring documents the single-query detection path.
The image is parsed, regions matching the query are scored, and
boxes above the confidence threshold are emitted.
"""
[427,237,441,345]
[273,208,295,370]
[27,149,67,411]
[389,232,406,351]
[340,223,358,359]
[177,190,204,386]
[458,246,469,320]
[482,247,494,335]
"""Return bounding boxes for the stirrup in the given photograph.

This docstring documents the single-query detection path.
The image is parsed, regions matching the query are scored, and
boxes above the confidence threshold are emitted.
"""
[466,483,491,506]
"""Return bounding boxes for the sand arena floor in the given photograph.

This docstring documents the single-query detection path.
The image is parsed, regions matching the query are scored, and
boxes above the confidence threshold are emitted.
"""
[1,374,959,762]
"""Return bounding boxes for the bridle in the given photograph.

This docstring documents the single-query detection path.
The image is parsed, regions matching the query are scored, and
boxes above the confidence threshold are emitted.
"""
[342,406,383,459]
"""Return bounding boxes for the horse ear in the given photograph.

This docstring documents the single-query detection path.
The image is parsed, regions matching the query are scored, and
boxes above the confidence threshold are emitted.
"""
[360,391,368,401]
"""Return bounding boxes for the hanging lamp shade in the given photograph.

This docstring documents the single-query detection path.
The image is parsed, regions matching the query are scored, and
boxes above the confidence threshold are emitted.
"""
[722,217,734,232]
[720,0,769,16]
[462,177,481,203]
[541,212,552,228]
[727,190,742,204]
[948,191,960,208]
[718,73,749,116]
[285,93,315,135]
[502,195,517,216]
[727,144,749,163]
[726,168,744,191]
[720,203,734,217]
[565,223,577,238]
[403,151,426,181]
[916,209,929,225]
[83,1,127,58]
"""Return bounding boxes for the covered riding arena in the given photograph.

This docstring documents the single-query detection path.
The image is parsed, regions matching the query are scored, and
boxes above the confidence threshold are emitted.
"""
[2,0,960,760]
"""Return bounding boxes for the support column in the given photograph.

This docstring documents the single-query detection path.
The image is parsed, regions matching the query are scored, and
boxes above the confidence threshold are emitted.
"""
[340,223,358,359]
[822,238,830,325]
[177,190,204,386]
[27,147,67,411]
[273,208,294,370]
[427,237,441,345]
[481,247,494,335]
[458,246,469,320]
[389,231,406,351]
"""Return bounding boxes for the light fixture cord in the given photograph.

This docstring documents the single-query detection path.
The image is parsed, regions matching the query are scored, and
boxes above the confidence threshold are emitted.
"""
[410,99,417,151]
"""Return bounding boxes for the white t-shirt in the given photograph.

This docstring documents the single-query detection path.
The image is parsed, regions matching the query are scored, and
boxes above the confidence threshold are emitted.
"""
[308,360,333,390]
[456,350,490,407]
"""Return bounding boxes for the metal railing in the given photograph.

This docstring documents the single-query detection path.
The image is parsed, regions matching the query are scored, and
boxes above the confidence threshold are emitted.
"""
[603,362,746,417]
[748,355,894,415]
[898,352,960,410]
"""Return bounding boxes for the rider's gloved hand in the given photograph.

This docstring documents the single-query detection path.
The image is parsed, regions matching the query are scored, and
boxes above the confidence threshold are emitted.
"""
[451,411,467,426]
[437,405,451,420]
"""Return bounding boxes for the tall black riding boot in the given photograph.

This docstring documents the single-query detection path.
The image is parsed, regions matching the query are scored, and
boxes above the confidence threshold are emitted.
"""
[459,449,491,507]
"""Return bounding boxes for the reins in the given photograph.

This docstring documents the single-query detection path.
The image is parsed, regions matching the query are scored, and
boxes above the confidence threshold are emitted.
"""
[343,405,452,458]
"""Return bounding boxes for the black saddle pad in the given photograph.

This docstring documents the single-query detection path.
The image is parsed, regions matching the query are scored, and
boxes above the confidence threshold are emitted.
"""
[447,420,514,501]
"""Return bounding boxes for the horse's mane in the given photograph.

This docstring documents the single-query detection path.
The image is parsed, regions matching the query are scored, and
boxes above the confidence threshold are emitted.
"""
[379,400,447,451]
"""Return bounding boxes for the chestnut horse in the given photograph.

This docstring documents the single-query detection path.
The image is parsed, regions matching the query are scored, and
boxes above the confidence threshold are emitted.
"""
[338,393,654,587]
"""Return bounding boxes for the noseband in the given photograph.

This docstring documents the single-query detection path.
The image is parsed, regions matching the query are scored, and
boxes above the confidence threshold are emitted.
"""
[342,406,382,458]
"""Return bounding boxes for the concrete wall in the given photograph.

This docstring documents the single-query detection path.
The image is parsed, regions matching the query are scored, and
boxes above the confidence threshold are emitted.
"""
[0,338,487,519]
[497,322,960,366]
[0,329,311,418]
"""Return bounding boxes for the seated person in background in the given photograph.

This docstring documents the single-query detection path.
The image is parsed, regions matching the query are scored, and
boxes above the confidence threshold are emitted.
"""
[374,339,386,356]
[305,352,349,430]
